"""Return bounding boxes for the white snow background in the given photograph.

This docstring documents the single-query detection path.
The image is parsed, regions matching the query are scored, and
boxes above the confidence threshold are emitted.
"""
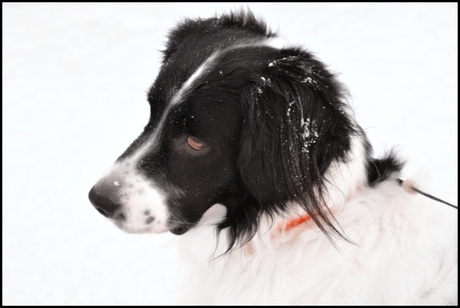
[3,3,457,305]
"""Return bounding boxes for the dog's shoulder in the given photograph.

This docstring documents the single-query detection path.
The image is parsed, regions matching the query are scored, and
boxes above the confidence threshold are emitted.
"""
[174,177,457,305]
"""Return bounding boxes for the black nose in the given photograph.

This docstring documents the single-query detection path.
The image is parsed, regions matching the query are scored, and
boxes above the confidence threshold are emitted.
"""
[88,186,119,217]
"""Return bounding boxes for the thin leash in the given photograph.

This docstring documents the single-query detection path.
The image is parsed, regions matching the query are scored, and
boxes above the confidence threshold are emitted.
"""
[280,178,457,233]
[396,179,457,209]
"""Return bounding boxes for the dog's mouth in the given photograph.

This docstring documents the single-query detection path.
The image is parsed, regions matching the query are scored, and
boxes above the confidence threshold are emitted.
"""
[170,226,189,235]
[112,220,155,234]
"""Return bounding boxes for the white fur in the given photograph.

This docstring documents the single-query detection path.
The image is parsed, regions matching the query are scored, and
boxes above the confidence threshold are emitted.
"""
[95,162,171,233]
[173,174,457,305]
[88,12,457,304]
[92,30,457,304]
[322,133,368,216]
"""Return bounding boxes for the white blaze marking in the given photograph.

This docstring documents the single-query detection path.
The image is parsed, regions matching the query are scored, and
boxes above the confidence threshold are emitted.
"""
[121,37,291,168]
[264,36,288,50]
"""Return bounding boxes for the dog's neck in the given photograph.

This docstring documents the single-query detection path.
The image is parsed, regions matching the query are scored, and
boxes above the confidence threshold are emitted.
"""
[322,134,369,214]
[275,133,369,233]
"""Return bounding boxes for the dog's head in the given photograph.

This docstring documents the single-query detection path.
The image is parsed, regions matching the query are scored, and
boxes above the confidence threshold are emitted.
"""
[89,11,394,250]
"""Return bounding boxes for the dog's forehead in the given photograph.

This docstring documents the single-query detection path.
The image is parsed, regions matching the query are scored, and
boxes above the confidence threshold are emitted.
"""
[120,51,227,163]
[118,32,289,166]
[148,36,287,105]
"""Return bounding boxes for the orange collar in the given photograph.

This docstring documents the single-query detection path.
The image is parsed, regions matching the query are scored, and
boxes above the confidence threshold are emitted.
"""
[277,214,311,232]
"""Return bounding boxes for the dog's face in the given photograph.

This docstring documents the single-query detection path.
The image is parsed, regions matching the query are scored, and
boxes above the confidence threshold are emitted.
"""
[88,57,244,235]
[89,12,365,243]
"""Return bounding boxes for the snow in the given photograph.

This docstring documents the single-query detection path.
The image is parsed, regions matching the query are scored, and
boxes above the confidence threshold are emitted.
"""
[302,76,313,84]
[3,2,457,305]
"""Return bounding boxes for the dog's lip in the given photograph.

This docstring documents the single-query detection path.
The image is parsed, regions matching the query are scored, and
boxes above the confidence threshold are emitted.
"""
[112,220,169,234]
[170,225,191,235]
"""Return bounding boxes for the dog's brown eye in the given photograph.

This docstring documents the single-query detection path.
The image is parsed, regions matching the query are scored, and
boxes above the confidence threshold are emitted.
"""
[187,136,206,150]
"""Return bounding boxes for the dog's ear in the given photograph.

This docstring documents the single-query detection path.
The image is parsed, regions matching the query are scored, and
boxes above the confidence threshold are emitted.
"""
[237,48,357,233]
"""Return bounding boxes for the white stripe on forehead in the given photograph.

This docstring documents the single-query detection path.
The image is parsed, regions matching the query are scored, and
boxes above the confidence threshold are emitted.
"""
[170,52,220,108]
[118,37,289,169]
[120,51,221,167]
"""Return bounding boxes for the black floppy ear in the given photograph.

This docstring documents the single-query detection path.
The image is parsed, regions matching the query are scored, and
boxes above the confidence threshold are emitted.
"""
[237,48,357,228]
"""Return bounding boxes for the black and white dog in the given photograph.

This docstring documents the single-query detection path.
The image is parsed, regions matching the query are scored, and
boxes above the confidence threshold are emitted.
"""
[88,11,457,305]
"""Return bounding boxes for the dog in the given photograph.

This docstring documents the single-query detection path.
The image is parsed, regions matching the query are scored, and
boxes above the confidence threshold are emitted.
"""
[88,10,457,305]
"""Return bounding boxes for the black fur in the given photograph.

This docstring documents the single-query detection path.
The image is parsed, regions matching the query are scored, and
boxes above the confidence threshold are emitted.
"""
[367,152,404,187]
